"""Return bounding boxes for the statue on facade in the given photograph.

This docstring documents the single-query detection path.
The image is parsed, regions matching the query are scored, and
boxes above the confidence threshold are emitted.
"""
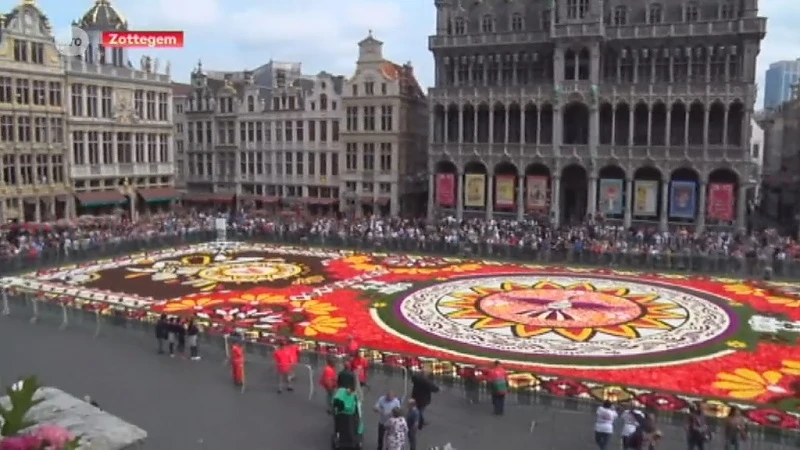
[153,58,160,73]
[165,61,171,76]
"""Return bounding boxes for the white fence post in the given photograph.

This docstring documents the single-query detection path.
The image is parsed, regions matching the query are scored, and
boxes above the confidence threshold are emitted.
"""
[300,364,314,401]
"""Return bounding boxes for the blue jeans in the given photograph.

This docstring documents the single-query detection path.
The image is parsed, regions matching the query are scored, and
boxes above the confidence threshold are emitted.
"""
[595,431,611,450]
[491,394,505,415]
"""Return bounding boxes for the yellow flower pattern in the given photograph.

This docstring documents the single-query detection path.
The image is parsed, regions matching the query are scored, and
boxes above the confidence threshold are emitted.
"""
[162,297,222,313]
[290,300,337,315]
[780,360,800,375]
[301,316,348,336]
[765,296,800,308]
[237,292,287,304]
[725,340,747,349]
[723,284,766,297]
[712,368,787,400]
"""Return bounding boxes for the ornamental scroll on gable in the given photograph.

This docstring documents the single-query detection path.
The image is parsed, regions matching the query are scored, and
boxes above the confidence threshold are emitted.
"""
[113,90,139,124]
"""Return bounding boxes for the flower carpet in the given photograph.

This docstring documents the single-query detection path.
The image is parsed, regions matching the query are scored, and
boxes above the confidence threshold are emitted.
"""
[6,241,800,430]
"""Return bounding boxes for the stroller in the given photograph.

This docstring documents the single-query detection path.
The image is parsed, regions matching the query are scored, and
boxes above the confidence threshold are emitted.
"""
[331,387,363,449]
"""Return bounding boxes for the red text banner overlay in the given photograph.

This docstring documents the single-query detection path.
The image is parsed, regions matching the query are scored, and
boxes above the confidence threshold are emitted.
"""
[102,31,184,48]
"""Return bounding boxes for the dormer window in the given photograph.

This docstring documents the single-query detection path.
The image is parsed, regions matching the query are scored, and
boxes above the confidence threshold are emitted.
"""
[719,1,736,19]
[510,13,524,31]
[648,4,663,24]
[613,6,627,25]
[453,17,466,34]
[684,2,699,22]
[566,0,589,19]
[320,94,328,110]
[481,14,494,33]
[247,96,254,112]
[321,81,327,89]
[541,10,551,30]
[352,84,358,96]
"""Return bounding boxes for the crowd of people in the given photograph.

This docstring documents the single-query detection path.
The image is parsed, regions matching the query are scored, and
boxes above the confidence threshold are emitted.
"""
[0,210,797,277]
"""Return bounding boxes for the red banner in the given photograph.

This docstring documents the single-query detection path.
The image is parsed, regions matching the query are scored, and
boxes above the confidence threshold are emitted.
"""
[706,183,734,221]
[436,173,455,206]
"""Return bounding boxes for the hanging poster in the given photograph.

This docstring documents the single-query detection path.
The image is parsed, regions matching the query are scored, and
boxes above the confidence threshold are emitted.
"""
[598,179,624,215]
[633,180,658,216]
[669,181,697,219]
[526,176,548,210]
[436,173,455,207]
[707,182,735,221]
[495,175,515,208]
[464,173,486,207]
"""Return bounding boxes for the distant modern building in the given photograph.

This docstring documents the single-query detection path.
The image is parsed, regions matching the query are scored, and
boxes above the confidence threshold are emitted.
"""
[759,85,800,223]
[340,32,428,217]
[764,59,800,110]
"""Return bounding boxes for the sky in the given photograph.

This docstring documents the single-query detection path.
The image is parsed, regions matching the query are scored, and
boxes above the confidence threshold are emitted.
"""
[9,0,800,108]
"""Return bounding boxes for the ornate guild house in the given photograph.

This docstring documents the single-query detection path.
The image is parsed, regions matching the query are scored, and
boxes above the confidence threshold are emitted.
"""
[427,0,765,230]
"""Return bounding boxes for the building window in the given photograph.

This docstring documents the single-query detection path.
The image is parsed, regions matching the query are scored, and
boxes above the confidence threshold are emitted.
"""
[453,17,466,35]
[285,151,292,175]
[685,2,699,21]
[86,86,98,117]
[72,131,85,165]
[247,96,254,112]
[16,117,30,142]
[308,152,315,175]
[146,91,156,120]
[720,0,736,19]
[158,93,169,120]
[33,117,47,143]
[48,82,62,106]
[296,120,303,141]
[351,84,358,96]
[70,84,82,115]
[567,0,589,19]
[380,105,393,131]
[363,143,375,171]
[346,106,358,131]
[613,6,627,25]
[363,106,375,131]
[16,79,29,105]
[320,120,327,142]
[380,143,392,172]
[320,152,327,175]
[31,43,44,64]
[541,10,551,30]
[87,131,99,165]
[134,90,144,118]
[346,143,357,171]
[295,151,303,175]
[0,78,11,103]
[481,15,494,33]
[320,93,328,110]
[381,83,387,95]
[648,4,663,24]
[365,82,374,95]
[101,87,112,118]
[13,40,27,62]
[0,116,13,142]
[50,118,63,143]
[32,81,46,106]
[510,13,523,31]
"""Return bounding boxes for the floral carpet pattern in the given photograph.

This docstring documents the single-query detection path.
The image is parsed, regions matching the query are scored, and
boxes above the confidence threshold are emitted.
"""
[5,242,800,430]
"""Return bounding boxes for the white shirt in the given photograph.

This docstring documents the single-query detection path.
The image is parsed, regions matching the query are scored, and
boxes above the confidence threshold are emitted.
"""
[595,406,618,434]
[620,410,639,437]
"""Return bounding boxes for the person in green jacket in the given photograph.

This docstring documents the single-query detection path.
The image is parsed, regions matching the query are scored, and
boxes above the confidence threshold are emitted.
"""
[332,386,363,449]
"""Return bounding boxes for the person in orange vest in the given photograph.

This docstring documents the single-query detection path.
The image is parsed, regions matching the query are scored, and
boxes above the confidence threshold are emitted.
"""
[350,353,369,391]
[485,360,508,416]
[230,341,245,387]
[319,356,338,413]
[273,341,295,393]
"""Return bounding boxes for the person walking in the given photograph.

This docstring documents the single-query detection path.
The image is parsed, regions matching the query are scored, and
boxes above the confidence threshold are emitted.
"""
[485,360,508,416]
[374,390,401,450]
[687,405,710,450]
[594,400,618,450]
[410,371,439,429]
[320,356,337,413]
[273,341,294,393]
[724,407,747,450]
[383,407,409,450]
[175,318,187,357]
[155,314,168,354]
[230,341,245,387]
[186,319,200,360]
[166,317,178,357]
[337,357,357,391]
[350,351,369,392]
[405,398,420,450]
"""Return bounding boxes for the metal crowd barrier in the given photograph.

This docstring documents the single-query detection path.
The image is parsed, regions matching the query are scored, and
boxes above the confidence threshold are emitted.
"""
[2,289,800,449]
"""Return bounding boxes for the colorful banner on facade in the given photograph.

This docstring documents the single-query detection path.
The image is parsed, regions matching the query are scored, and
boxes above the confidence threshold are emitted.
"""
[598,179,624,215]
[495,175,515,208]
[669,181,697,219]
[464,173,486,207]
[436,173,455,207]
[707,182,735,221]
[633,180,658,216]
[526,176,548,210]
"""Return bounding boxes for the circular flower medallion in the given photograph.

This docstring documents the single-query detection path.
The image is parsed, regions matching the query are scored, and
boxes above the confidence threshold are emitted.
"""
[197,262,304,284]
[376,275,736,367]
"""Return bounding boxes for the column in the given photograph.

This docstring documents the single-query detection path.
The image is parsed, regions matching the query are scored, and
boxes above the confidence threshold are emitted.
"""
[34,199,41,222]
[587,174,597,216]
[624,177,633,228]
[610,109,616,145]
[628,109,634,146]
[516,174,524,221]
[456,168,464,220]
[485,170,494,220]
[458,107,464,144]
[697,181,707,232]
[504,108,509,143]
[659,179,669,231]
[48,198,56,219]
[736,183,748,231]
[488,107,494,145]
[550,175,561,227]
[664,104,672,146]
[443,109,449,144]
[684,111,690,148]
[646,104,653,146]
[703,108,709,148]
[112,132,118,163]
[389,183,399,217]
[722,107,729,146]
[473,108,478,143]
[83,132,89,166]
[427,172,435,219]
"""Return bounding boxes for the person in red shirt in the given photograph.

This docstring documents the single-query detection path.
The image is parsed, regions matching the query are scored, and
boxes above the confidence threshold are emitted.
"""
[345,335,359,356]
[319,357,337,413]
[273,341,295,393]
[230,342,245,387]
[484,360,508,415]
[349,353,369,391]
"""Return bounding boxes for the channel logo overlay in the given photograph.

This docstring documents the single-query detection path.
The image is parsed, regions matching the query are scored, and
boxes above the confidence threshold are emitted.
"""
[53,25,90,57]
